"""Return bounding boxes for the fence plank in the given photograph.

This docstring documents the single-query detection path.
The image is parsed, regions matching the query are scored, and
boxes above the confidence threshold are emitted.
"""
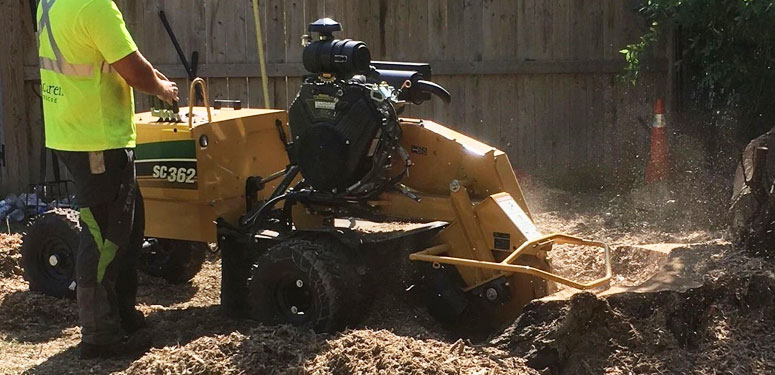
[285,0,305,64]
[247,0,270,108]
[516,0,534,60]
[463,0,483,62]
[380,0,400,60]
[500,77,520,168]
[549,1,570,172]
[284,0,306,107]
[514,75,535,173]
[323,0,338,19]
[23,0,37,67]
[532,75,553,173]
[229,77,249,106]
[0,0,33,191]
[25,83,43,185]
[482,0,517,61]
[205,0,234,102]
[427,0,447,61]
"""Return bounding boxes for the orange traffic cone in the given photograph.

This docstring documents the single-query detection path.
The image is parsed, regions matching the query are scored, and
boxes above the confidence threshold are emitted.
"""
[645,98,669,183]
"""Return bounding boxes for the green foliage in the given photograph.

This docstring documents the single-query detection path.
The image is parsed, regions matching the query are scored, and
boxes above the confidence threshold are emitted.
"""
[621,0,775,131]
[620,22,659,86]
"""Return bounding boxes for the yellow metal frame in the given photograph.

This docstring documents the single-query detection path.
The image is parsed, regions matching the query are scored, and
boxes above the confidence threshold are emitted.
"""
[188,78,212,130]
[410,233,612,290]
[135,79,290,243]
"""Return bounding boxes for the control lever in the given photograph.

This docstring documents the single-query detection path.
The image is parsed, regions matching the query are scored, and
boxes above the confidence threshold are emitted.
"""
[149,96,181,122]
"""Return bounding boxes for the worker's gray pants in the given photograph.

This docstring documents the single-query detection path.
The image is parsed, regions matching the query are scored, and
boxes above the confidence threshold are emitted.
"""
[56,148,144,345]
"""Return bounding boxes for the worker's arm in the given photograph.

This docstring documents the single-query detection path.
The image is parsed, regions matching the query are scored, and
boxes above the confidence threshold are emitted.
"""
[79,1,178,103]
[111,51,179,104]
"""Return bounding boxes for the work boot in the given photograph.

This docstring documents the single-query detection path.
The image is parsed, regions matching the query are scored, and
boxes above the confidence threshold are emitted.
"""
[120,309,147,334]
[79,331,152,360]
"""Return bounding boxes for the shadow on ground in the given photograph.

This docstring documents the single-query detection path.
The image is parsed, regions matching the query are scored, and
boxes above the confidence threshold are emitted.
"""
[0,290,78,343]
[134,277,199,306]
[21,305,255,375]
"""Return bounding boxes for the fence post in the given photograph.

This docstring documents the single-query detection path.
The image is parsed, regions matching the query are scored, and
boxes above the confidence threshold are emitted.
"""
[0,0,32,194]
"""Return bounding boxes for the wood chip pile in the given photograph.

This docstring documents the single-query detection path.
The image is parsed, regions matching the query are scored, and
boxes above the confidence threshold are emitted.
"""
[122,327,539,375]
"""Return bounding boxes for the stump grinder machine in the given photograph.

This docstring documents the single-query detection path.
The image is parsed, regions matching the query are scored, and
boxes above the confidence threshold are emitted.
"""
[22,19,611,333]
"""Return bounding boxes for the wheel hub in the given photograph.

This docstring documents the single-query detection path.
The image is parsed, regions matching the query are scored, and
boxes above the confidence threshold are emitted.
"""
[41,238,74,282]
[276,276,313,320]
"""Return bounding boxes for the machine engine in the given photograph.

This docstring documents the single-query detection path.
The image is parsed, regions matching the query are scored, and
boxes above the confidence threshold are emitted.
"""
[288,18,450,198]
[288,72,401,195]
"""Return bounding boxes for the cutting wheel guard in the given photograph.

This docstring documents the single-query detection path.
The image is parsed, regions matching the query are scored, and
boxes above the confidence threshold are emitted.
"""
[410,233,612,290]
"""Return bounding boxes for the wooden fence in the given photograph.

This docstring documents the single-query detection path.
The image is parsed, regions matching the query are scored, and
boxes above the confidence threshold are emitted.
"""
[0,0,669,194]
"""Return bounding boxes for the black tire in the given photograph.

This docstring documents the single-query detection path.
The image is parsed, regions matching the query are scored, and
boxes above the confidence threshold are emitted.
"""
[139,239,207,284]
[21,209,80,299]
[248,239,361,333]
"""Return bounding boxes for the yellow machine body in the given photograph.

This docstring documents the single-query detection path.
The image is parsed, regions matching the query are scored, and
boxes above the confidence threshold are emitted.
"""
[134,107,289,243]
[134,85,610,320]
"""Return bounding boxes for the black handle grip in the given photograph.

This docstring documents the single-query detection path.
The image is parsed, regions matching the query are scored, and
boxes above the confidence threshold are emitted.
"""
[213,99,242,110]
[415,80,451,104]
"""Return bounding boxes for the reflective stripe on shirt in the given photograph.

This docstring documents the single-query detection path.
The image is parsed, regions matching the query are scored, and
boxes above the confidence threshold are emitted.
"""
[39,56,94,77]
[38,0,113,77]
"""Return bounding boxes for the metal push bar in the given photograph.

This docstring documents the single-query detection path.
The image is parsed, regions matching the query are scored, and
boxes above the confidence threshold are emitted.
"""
[410,233,612,290]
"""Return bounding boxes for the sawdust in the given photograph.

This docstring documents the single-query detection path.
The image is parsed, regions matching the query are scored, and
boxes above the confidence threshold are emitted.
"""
[520,177,730,295]
[305,330,537,375]
[333,218,431,233]
[122,325,320,375]
[522,177,727,246]
[492,249,775,374]
[123,327,539,375]
[0,234,22,278]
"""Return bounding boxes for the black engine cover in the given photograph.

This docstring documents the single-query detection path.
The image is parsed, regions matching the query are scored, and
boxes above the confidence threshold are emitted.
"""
[288,79,385,192]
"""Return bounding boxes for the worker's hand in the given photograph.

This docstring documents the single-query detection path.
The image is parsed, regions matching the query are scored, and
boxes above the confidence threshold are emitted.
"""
[157,80,179,105]
[112,52,180,104]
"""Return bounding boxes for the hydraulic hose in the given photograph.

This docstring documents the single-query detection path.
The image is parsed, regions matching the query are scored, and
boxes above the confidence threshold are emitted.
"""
[241,192,294,228]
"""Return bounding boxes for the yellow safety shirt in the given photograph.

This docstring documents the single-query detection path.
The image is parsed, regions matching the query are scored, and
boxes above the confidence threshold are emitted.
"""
[37,0,138,151]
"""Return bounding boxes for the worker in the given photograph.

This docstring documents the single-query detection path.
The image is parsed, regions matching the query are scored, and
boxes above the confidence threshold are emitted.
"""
[37,0,178,359]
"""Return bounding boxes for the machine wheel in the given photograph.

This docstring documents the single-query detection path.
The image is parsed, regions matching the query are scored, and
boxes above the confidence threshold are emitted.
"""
[21,209,80,299]
[139,239,207,284]
[248,239,361,333]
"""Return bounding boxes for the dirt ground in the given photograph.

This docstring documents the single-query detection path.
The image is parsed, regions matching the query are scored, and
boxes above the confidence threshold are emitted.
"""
[1,175,774,375]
